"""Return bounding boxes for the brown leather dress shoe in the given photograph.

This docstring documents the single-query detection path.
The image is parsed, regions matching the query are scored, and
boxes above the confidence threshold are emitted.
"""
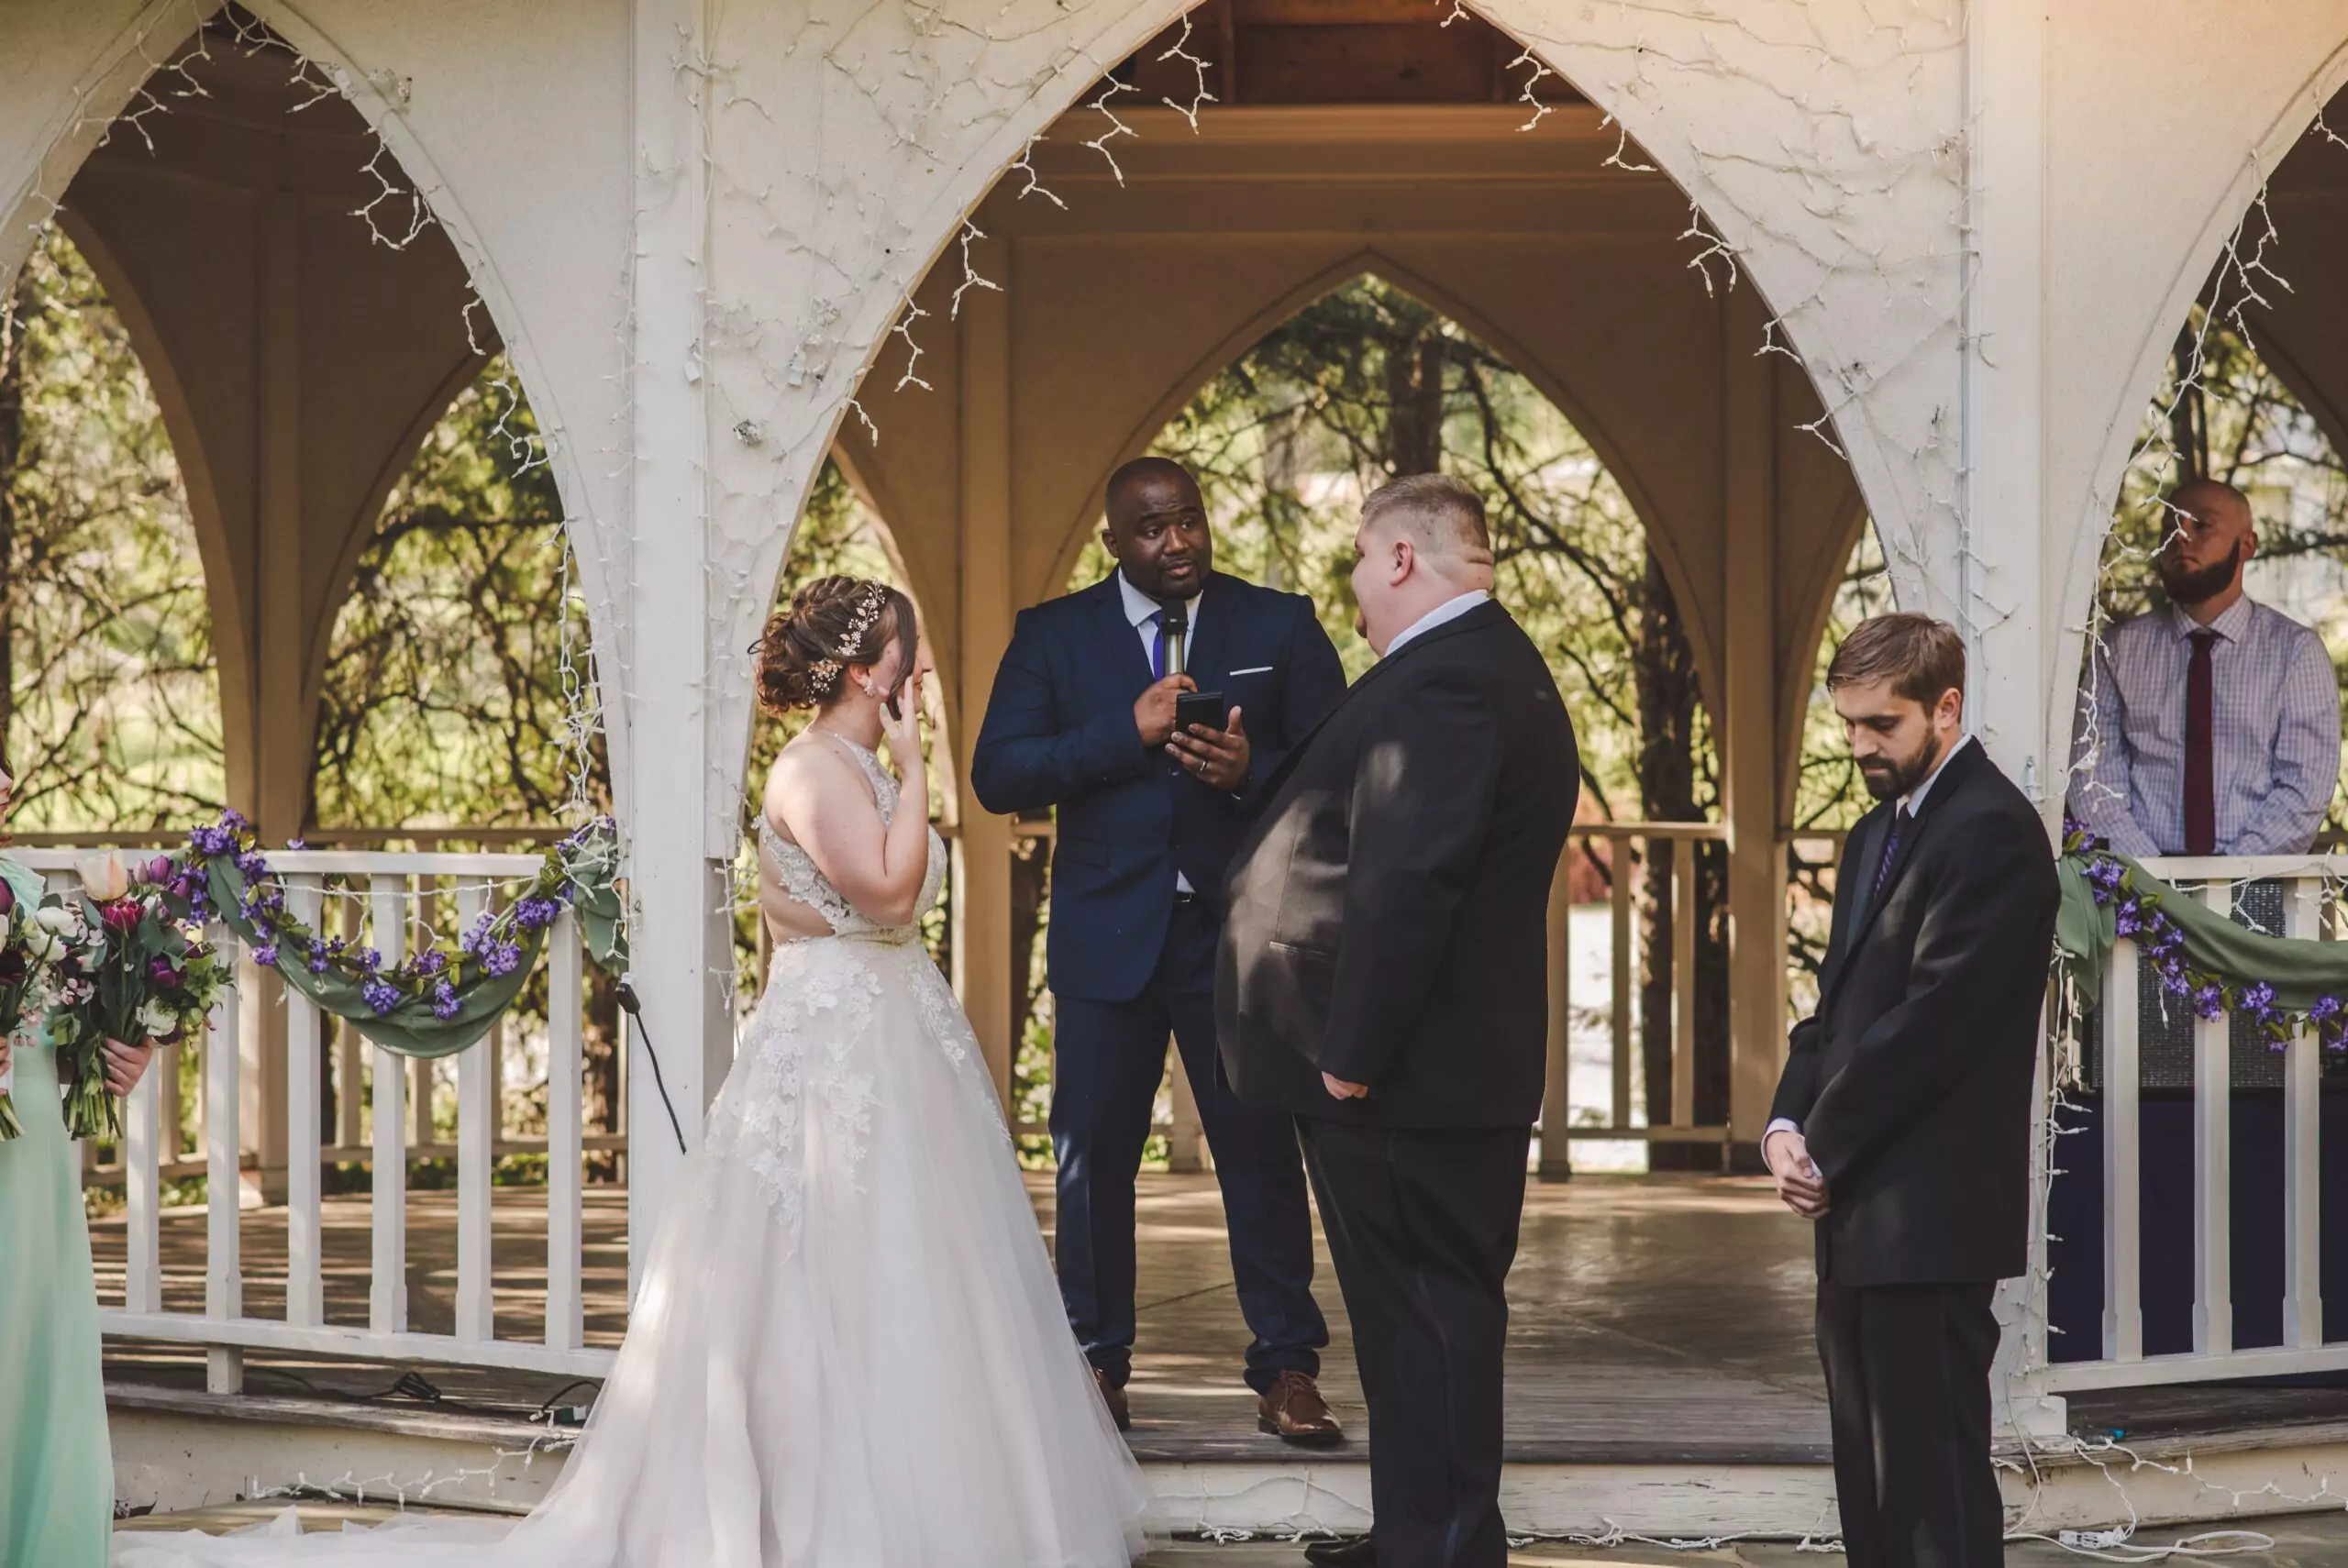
[1302,1536,1375,1567]
[1257,1369,1345,1446]
[1094,1368,1131,1432]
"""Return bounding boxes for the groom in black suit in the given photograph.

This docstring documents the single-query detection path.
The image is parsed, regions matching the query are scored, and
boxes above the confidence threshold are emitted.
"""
[1219,473,1578,1568]
[1766,613,2057,1568]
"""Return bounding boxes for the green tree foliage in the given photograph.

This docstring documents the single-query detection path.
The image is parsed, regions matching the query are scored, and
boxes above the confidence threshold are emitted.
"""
[0,228,220,829]
[311,359,609,830]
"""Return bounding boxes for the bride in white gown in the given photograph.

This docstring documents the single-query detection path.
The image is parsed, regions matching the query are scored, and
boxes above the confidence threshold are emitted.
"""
[119,576,1156,1568]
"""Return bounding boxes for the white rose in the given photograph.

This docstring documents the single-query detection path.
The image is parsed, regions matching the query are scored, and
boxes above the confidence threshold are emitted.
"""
[28,932,61,964]
[136,999,178,1037]
[76,851,131,902]
[34,907,79,936]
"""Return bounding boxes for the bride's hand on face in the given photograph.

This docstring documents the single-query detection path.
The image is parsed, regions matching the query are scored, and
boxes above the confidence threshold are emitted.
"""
[881,651,933,767]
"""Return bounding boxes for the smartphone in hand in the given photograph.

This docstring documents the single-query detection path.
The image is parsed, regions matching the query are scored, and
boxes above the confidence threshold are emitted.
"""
[1173,690,1229,736]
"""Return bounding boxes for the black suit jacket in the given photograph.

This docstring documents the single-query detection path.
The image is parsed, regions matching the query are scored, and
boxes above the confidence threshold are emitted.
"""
[1772,739,2058,1286]
[1216,600,1578,1128]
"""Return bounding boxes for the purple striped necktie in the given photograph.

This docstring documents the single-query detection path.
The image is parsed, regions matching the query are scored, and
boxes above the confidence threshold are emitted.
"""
[1871,804,1912,902]
[1149,610,1166,680]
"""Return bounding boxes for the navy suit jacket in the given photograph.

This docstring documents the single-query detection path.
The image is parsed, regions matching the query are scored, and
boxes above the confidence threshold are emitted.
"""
[972,570,1347,1003]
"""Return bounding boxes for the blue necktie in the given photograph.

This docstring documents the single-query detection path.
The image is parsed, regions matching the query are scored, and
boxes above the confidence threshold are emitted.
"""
[1872,805,1912,902]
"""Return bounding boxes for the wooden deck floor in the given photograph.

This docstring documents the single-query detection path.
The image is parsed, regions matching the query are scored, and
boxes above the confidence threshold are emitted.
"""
[93,1171,2339,1462]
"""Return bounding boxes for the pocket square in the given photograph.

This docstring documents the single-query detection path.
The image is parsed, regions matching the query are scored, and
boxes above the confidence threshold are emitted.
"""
[1229,665,1274,676]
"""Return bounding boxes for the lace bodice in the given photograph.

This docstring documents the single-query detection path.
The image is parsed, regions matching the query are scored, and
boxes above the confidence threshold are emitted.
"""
[759,734,947,943]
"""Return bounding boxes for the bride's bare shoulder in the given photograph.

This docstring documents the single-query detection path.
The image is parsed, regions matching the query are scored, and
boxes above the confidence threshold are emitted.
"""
[765,734,877,821]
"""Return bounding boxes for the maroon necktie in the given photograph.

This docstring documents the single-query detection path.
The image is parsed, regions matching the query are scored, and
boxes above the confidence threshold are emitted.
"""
[2185,628,2217,856]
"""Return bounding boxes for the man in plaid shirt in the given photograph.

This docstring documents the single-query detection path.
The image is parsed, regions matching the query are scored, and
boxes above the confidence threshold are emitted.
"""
[2069,478,2340,859]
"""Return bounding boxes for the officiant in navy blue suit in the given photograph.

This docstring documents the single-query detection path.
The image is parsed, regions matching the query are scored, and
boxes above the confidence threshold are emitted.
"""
[972,456,1348,1444]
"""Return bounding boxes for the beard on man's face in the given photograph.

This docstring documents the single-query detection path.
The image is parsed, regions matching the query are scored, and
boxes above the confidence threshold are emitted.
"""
[2158,540,2245,606]
[1856,728,1945,801]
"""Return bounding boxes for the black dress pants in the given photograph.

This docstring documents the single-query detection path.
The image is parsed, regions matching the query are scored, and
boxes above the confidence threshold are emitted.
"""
[1298,1117,1527,1568]
[1815,1279,2003,1568]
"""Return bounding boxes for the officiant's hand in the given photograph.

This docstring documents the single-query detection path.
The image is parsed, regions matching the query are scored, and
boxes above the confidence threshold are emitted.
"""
[1134,674,1196,749]
[1170,707,1249,790]
[1323,1072,1368,1101]
[102,1036,155,1097]
[1764,1128,1828,1219]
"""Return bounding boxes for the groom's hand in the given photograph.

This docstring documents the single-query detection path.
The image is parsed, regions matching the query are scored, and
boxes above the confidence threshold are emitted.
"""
[1322,1072,1368,1101]
[1170,706,1249,790]
[1764,1128,1829,1219]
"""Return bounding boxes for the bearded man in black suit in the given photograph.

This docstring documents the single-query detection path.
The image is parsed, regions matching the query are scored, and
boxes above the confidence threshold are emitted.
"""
[1218,472,1578,1568]
[1766,613,2058,1568]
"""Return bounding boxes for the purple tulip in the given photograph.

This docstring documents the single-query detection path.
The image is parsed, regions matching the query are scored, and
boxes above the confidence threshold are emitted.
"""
[147,855,173,886]
[0,879,18,917]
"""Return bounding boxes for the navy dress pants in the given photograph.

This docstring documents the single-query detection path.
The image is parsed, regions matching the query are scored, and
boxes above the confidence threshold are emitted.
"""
[1050,898,1327,1392]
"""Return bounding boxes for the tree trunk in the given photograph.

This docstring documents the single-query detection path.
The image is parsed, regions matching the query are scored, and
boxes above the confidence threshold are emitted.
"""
[0,268,28,766]
[583,965,623,1181]
[2170,317,2208,484]
[1386,329,1446,477]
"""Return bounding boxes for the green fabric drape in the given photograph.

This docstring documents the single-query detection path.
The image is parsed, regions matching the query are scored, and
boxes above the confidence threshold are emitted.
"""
[203,826,628,1062]
[2054,851,2348,1010]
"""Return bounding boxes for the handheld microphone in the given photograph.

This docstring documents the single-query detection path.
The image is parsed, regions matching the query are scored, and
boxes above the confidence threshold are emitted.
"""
[1161,598,1188,678]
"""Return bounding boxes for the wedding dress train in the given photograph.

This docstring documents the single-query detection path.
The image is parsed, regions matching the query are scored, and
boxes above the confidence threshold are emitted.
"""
[118,738,1154,1567]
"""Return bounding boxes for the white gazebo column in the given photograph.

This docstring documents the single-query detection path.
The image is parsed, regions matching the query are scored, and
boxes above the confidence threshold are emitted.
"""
[1966,0,2066,1440]
[623,0,726,1292]
[242,189,307,1204]
[954,227,1017,1110]
[1722,287,1785,1167]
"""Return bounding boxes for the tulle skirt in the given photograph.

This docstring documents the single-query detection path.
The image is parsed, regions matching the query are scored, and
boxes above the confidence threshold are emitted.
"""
[117,933,1155,1567]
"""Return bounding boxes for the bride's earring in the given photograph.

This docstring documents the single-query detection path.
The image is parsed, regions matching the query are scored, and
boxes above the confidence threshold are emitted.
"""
[858,677,881,698]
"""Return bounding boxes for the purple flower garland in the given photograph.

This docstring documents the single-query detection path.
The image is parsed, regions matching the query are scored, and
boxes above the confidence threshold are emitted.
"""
[2066,819,2343,1048]
[186,810,617,1021]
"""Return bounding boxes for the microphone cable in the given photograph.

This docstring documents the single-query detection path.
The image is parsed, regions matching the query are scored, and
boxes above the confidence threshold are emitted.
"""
[614,974,690,1156]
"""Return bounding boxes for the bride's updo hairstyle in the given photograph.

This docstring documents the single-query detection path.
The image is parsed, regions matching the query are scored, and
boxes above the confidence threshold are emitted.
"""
[754,575,919,714]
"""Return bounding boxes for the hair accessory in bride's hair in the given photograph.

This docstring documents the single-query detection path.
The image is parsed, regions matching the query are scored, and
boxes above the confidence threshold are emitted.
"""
[807,657,845,698]
[835,583,889,660]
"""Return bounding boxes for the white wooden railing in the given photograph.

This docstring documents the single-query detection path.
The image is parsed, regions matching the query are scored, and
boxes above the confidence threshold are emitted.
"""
[1534,822,1732,1171]
[18,848,619,1392]
[2046,853,2346,1393]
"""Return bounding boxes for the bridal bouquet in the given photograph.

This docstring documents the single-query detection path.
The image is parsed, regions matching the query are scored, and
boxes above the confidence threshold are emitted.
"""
[45,850,228,1141]
[0,879,80,1142]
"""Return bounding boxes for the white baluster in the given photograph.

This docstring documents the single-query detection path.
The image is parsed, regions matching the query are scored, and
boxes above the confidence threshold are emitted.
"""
[454,883,495,1343]
[369,875,409,1334]
[205,923,243,1394]
[1610,833,1633,1131]
[124,1027,162,1315]
[2285,876,2323,1349]
[2101,934,2141,1363]
[1669,840,1697,1129]
[336,894,364,1152]
[283,877,325,1327]
[2193,880,2232,1356]
[547,908,584,1353]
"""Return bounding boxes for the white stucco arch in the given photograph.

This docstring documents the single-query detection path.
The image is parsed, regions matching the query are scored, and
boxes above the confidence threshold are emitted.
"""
[701,0,1967,843]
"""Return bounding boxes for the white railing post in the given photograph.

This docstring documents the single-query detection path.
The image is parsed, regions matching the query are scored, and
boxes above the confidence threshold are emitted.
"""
[1610,833,1634,1130]
[283,877,325,1327]
[335,890,364,1151]
[547,908,585,1353]
[2193,880,2233,1357]
[204,923,243,1394]
[454,884,495,1344]
[2285,876,2323,1349]
[124,1030,161,1315]
[1538,845,1573,1176]
[2101,934,2142,1364]
[1669,839,1697,1129]
[369,875,409,1334]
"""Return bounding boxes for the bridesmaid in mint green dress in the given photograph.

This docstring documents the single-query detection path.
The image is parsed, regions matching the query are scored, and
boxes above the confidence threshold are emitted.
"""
[0,759,154,1568]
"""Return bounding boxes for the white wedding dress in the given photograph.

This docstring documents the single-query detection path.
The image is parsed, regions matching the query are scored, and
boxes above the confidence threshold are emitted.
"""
[118,736,1155,1568]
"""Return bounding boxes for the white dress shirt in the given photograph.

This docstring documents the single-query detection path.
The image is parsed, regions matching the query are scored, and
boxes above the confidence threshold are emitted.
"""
[1384,589,1490,657]
[1119,570,1205,892]
[2067,594,2340,857]
[1767,734,1975,1155]
[1117,570,1202,674]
